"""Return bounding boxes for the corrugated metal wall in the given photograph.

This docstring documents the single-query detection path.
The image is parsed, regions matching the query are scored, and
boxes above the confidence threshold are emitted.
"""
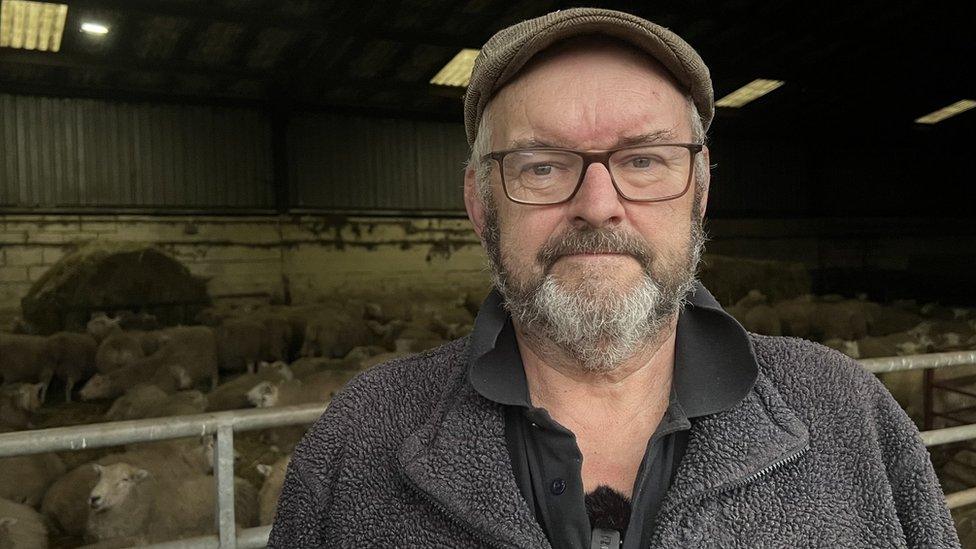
[288,112,468,212]
[0,94,274,209]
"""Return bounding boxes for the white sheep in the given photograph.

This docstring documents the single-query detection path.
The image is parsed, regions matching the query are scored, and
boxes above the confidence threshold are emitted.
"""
[47,331,98,401]
[155,326,220,390]
[0,497,48,549]
[86,312,120,343]
[206,362,293,412]
[94,329,146,374]
[103,384,170,422]
[0,383,44,430]
[85,463,258,544]
[853,332,936,359]
[246,369,357,408]
[0,453,66,508]
[256,455,291,525]
[79,361,190,401]
[41,463,100,538]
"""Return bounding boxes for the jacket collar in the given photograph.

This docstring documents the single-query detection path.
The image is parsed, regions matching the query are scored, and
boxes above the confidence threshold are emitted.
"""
[398,283,810,547]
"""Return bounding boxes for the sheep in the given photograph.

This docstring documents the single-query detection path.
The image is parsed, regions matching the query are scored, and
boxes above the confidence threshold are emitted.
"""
[808,301,869,342]
[772,295,816,338]
[393,325,446,353]
[103,386,205,421]
[86,312,120,343]
[256,313,293,363]
[153,325,220,390]
[206,362,294,412]
[300,310,375,358]
[0,333,55,401]
[103,384,169,421]
[0,497,48,549]
[41,463,100,537]
[851,332,936,359]
[246,369,357,408]
[216,317,266,373]
[868,306,924,337]
[0,383,44,430]
[739,304,782,336]
[0,453,66,508]
[84,326,219,400]
[94,329,145,374]
[256,455,291,525]
[85,463,257,544]
[79,361,189,401]
[47,331,98,402]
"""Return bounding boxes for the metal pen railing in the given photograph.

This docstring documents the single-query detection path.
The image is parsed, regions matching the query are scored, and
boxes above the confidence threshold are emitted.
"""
[0,403,327,549]
[2,349,976,547]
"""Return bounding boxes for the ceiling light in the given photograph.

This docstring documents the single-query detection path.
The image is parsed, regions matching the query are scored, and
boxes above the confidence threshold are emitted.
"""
[430,48,479,87]
[915,100,976,125]
[715,79,785,108]
[0,0,68,52]
[80,21,108,35]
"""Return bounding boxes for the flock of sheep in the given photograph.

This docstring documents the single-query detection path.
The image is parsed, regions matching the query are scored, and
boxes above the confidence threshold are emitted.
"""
[1,287,975,547]
[0,292,478,548]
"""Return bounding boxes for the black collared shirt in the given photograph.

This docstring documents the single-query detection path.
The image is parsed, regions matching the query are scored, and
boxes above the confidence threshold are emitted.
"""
[468,282,759,549]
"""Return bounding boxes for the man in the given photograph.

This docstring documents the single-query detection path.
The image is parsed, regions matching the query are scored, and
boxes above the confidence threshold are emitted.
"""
[270,8,960,548]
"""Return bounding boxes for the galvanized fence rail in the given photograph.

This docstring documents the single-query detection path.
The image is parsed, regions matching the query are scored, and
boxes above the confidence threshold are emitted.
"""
[0,403,327,549]
[2,350,976,547]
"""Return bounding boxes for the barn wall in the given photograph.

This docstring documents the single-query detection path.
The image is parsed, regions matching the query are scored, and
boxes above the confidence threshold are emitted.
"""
[0,213,488,311]
[2,213,974,313]
[0,94,275,210]
[286,111,469,211]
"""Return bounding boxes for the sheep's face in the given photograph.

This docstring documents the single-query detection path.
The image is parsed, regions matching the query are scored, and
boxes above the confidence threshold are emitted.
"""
[89,463,149,512]
[246,382,279,408]
[79,375,112,400]
[10,383,45,411]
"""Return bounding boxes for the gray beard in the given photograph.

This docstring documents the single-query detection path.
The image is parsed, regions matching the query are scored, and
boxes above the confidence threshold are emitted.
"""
[483,203,704,373]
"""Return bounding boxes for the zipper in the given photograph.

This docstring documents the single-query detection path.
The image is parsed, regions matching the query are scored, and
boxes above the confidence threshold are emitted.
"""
[401,471,513,549]
[650,442,811,546]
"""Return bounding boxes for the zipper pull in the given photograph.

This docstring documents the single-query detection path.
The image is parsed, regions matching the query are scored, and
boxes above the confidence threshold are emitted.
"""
[591,528,621,549]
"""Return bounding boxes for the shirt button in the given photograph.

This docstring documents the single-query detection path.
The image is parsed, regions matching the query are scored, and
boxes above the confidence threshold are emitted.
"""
[550,478,566,495]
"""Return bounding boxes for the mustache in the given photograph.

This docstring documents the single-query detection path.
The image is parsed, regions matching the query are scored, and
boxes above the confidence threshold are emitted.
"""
[537,228,654,271]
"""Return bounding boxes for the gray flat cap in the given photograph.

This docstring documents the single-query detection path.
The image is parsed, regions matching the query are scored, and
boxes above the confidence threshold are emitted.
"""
[463,7,714,146]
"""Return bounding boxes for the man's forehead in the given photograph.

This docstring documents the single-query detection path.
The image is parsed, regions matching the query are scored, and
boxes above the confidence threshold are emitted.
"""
[505,128,681,150]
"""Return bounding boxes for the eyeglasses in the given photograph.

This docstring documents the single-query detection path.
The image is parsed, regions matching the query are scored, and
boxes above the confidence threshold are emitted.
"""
[481,143,703,205]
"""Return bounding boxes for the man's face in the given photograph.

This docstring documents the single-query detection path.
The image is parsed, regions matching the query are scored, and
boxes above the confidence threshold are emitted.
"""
[465,41,709,371]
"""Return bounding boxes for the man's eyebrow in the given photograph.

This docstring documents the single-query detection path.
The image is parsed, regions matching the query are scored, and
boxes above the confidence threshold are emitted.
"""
[507,129,678,150]
[614,129,677,147]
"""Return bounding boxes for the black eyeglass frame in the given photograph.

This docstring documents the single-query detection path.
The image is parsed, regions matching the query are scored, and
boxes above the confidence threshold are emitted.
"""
[481,143,704,205]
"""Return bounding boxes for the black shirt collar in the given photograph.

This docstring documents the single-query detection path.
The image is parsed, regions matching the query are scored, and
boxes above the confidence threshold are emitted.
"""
[467,281,758,418]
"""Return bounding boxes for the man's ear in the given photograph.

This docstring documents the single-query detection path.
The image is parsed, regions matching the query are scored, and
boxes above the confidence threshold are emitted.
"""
[698,146,711,220]
[464,166,487,240]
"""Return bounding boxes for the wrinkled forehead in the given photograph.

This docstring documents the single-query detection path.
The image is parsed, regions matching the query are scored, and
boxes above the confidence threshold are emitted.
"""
[487,35,691,148]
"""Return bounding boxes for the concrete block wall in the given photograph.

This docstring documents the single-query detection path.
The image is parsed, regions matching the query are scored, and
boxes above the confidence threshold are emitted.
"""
[0,214,490,312]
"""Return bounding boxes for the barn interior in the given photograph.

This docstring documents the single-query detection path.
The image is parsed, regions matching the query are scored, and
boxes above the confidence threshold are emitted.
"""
[1,0,975,547]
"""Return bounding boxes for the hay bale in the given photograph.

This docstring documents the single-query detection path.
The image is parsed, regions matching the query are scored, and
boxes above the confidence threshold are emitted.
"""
[698,254,812,306]
[20,243,210,334]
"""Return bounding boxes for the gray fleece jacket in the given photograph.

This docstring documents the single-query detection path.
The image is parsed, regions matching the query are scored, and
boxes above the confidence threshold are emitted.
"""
[269,332,960,548]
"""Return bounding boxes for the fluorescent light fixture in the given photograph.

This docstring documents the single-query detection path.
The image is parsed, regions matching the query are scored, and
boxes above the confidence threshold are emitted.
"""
[0,0,68,52]
[80,21,108,35]
[715,79,785,108]
[915,99,976,124]
[430,48,479,87]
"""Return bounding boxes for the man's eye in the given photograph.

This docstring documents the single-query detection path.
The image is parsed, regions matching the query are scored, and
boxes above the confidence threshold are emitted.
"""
[630,157,653,168]
[528,164,553,176]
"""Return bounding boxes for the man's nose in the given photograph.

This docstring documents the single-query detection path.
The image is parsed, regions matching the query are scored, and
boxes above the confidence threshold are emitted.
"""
[566,162,625,229]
